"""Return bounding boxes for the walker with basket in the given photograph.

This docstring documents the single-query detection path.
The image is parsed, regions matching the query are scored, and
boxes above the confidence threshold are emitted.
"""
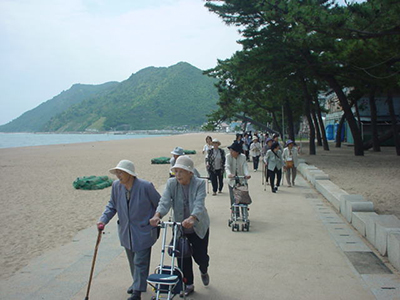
[228,176,252,232]
[147,221,187,300]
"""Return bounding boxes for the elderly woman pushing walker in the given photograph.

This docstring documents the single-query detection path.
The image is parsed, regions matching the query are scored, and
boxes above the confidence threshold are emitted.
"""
[150,155,210,298]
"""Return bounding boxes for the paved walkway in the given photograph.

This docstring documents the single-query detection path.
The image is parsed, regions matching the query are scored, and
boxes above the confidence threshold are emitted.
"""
[1,169,399,300]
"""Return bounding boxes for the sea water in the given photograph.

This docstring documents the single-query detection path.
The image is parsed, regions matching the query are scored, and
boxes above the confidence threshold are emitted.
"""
[0,132,170,149]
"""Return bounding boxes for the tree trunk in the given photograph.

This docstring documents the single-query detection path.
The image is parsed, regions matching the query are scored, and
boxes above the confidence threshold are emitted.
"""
[285,98,295,142]
[354,98,362,132]
[387,91,400,156]
[316,99,330,151]
[368,87,381,152]
[324,75,364,156]
[272,111,282,136]
[312,108,322,146]
[301,78,316,155]
[335,113,346,148]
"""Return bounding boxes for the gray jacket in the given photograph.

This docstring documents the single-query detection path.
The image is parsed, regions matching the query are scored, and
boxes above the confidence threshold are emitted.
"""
[266,149,284,171]
[99,178,161,252]
[282,147,299,168]
[156,176,210,239]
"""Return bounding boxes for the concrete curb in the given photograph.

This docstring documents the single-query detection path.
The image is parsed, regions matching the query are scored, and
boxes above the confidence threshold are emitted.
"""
[299,161,400,273]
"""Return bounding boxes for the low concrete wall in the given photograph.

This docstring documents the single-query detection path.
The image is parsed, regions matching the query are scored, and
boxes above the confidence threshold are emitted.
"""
[352,212,378,237]
[339,195,374,223]
[300,161,400,273]
[314,180,348,211]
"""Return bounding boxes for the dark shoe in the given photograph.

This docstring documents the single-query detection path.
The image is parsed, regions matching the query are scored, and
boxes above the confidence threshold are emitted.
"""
[275,186,279,191]
[201,273,210,286]
[272,190,276,193]
[218,190,222,193]
[212,192,217,196]
[180,285,194,297]
[127,286,134,294]
[128,291,141,300]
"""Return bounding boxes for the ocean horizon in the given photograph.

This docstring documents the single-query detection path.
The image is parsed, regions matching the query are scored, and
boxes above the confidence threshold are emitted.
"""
[0,132,173,149]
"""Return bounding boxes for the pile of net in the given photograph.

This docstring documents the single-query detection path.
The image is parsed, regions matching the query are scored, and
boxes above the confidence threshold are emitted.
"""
[73,176,114,190]
[184,150,196,154]
[151,157,170,164]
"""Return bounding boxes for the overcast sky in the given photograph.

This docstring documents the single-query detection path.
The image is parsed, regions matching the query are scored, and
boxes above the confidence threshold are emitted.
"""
[0,0,243,126]
[0,0,361,126]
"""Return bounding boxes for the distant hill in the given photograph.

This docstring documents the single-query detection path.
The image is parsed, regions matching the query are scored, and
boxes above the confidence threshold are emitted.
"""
[0,82,119,132]
[0,62,219,132]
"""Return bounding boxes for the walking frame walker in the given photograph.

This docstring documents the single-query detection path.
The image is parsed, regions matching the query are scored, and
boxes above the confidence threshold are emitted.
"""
[228,176,251,232]
[147,221,186,300]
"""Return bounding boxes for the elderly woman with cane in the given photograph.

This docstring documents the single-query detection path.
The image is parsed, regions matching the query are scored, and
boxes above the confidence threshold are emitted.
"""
[97,160,161,300]
[150,156,210,297]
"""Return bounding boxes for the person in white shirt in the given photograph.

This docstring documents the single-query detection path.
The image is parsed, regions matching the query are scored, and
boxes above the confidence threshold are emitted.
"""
[202,136,213,155]
[225,142,251,216]
[282,140,299,187]
[249,136,262,172]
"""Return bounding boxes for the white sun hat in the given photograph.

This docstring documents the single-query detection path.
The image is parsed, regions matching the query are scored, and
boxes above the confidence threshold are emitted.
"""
[109,160,137,177]
[171,155,194,174]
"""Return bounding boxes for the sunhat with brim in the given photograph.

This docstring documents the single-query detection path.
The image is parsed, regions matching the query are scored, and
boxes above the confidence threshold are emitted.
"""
[286,139,294,147]
[253,136,259,141]
[171,146,184,156]
[212,138,221,145]
[171,155,194,174]
[109,160,137,177]
[228,141,242,153]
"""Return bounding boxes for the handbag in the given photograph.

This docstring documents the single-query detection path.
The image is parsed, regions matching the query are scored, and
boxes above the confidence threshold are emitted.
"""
[233,185,252,205]
[168,233,193,258]
[286,160,294,168]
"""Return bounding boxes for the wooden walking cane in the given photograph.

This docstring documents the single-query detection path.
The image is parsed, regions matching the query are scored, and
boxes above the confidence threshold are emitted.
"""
[84,224,104,300]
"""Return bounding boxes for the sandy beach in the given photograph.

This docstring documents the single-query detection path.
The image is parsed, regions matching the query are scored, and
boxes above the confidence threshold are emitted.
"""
[302,142,400,219]
[0,133,234,280]
[1,133,399,281]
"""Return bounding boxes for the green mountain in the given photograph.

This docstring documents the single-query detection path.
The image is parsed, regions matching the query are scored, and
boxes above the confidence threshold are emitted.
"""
[0,62,219,132]
[0,82,119,132]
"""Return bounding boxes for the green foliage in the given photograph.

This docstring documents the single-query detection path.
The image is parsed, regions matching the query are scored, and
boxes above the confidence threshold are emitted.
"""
[204,0,400,142]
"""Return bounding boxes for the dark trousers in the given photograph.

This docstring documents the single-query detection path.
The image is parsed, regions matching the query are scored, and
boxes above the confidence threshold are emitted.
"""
[268,168,282,191]
[252,155,260,170]
[177,230,210,286]
[209,169,223,193]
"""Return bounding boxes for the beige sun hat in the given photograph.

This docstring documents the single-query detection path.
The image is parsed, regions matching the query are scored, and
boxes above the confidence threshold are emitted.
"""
[212,138,221,145]
[171,155,194,174]
[109,160,137,177]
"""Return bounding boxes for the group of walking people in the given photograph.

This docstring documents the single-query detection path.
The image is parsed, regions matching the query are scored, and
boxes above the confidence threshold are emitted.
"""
[95,134,299,300]
[263,134,300,192]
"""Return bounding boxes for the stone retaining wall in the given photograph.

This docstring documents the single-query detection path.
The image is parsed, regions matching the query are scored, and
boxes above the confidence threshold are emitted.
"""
[298,160,400,272]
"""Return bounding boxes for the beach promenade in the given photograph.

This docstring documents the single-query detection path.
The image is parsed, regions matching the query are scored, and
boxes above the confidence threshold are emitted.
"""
[1,165,399,300]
